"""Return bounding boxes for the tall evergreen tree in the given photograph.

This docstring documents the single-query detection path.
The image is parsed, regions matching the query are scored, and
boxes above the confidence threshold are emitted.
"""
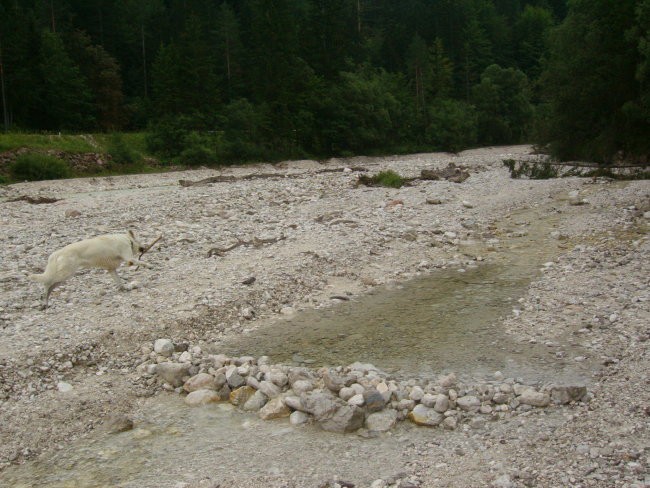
[37,31,94,130]
[540,0,647,163]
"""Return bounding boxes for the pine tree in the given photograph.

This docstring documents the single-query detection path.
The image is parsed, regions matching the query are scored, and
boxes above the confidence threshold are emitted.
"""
[37,31,94,130]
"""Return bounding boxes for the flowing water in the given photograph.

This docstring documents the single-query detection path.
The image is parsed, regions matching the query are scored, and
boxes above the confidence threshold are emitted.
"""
[1,204,594,487]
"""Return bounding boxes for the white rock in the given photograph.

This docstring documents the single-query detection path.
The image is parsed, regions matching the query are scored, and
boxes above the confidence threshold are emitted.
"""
[57,382,73,393]
[154,339,174,357]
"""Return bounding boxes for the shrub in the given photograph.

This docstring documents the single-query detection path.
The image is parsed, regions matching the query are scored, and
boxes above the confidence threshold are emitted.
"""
[179,132,216,166]
[9,153,71,181]
[358,169,407,188]
[503,158,559,179]
[107,133,138,165]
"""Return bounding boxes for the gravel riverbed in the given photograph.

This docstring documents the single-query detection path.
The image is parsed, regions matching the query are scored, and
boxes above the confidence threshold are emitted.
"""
[0,145,648,487]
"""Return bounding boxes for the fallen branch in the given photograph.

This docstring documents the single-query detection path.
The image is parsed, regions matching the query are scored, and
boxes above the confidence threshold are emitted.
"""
[207,234,286,257]
[8,195,60,204]
[180,167,368,187]
[135,234,162,270]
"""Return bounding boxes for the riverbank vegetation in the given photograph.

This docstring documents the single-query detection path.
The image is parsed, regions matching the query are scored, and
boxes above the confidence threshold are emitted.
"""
[0,0,648,180]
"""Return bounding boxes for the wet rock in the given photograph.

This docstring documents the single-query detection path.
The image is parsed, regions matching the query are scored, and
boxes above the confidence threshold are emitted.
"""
[155,362,191,387]
[366,409,398,432]
[185,389,221,406]
[408,405,444,426]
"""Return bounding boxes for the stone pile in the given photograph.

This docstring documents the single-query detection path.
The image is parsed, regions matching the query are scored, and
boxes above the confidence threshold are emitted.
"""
[142,342,588,434]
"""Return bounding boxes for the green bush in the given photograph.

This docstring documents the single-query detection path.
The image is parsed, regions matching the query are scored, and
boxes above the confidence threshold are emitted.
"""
[179,132,216,166]
[107,133,138,165]
[358,169,407,188]
[9,153,71,181]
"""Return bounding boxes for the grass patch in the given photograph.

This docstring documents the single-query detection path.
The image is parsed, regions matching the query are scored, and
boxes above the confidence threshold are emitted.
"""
[0,133,97,153]
[358,169,408,188]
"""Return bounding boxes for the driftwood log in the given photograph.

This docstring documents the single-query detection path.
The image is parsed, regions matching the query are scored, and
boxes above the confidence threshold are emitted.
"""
[179,167,368,187]
[8,195,60,204]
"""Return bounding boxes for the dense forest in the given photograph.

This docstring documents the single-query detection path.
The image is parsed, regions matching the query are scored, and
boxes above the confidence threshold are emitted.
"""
[0,0,648,165]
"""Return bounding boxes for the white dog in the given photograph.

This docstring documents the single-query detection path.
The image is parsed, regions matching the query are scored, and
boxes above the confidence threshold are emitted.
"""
[29,230,152,309]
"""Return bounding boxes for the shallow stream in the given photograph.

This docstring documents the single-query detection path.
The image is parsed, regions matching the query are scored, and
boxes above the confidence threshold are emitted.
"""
[1,204,594,487]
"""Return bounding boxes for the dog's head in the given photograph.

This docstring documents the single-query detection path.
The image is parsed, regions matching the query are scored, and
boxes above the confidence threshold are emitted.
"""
[128,230,146,254]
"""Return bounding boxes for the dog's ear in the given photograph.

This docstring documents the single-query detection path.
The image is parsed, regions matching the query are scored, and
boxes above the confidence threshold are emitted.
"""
[128,230,135,239]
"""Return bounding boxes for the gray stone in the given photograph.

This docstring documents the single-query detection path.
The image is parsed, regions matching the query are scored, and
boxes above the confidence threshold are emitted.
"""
[243,390,268,412]
[183,373,218,392]
[549,385,587,405]
[301,390,341,419]
[456,395,481,412]
[259,397,291,420]
[519,389,551,407]
[154,339,174,357]
[363,389,386,413]
[258,380,282,398]
[438,372,457,388]
[408,404,444,426]
[103,415,134,434]
[347,393,365,407]
[291,379,315,394]
[318,405,365,433]
[225,366,246,388]
[492,392,510,404]
[155,362,191,387]
[366,409,398,432]
[433,394,449,413]
[185,389,221,406]
[289,410,310,425]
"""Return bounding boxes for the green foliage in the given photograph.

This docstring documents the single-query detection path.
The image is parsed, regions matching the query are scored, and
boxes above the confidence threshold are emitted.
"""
[179,132,217,167]
[425,98,478,152]
[472,64,533,145]
[9,153,71,181]
[539,0,649,163]
[0,133,96,153]
[358,170,407,188]
[107,133,138,165]
[37,32,94,130]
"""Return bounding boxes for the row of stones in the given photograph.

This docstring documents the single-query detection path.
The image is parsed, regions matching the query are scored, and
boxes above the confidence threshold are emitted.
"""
[146,339,588,433]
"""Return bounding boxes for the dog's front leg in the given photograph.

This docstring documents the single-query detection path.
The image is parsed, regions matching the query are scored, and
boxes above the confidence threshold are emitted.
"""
[109,270,126,290]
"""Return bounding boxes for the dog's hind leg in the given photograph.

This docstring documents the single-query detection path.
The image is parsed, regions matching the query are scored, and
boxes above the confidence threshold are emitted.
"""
[41,282,60,310]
